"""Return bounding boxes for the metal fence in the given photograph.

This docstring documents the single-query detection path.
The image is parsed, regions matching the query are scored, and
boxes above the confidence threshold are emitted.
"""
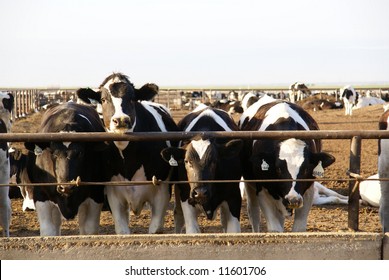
[2,129,389,232]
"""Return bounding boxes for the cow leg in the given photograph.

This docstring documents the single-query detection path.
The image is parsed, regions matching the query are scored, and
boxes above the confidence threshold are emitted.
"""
[181,200,200,233]
[292,185,314,232]
[36,201,62,236]
[257,189,285,232]
[149,184,170,234]
[220,201,241,233]
[106,187,130,234]
[78,198,103,235]
[0,186,11,237]
[244,182,261,232]
[173,185,185,233]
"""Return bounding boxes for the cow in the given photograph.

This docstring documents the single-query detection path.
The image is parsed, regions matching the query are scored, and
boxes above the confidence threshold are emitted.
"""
[161,106,243,233]
[0,92,14,237]
[378,109,389,232]
[9,148,35,211]
[359,174,380,207]
[24,102,107,236]
[312,182,348,205]
[240,100,335,232]
[289,82,311,103]
[341,85,358,116]
[76,73,179,234]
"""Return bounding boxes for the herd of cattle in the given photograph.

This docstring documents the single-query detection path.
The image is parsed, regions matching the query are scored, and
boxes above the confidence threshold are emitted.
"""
[0,74,389,237]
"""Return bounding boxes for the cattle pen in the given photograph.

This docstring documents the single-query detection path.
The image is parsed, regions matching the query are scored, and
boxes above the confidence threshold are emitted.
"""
[1,86,389,260]
[1,130,389,259]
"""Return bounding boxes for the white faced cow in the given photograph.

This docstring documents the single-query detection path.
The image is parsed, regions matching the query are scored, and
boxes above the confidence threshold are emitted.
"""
[24,103,107,236]
[378,109,389,232]
[240,100,335,232]
[76,73,179,234]
[0,92,14,237]
[341,85,358,116]
[161,106,243,233]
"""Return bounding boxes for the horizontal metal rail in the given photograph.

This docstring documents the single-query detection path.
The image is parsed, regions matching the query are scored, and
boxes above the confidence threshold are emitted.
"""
[1,130,389,142]
[3,175,385,188]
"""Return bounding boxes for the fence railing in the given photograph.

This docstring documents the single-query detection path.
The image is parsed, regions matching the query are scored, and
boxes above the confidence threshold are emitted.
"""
[2,129,388,232]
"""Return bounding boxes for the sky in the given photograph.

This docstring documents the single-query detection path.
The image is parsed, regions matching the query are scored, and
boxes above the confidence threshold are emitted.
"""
[1,0,389,88]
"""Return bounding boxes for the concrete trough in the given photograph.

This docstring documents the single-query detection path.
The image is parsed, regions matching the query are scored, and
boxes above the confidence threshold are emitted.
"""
[1,232,388,260]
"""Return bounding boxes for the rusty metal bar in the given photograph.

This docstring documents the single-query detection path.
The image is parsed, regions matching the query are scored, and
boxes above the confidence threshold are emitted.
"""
[348,136,362,231]
[3,130,389,142]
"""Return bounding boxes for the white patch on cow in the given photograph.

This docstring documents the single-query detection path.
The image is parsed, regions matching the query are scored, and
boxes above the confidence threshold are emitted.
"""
[260,103,310,132]
[181,199,200,233]
[185,108,233,133]
[141,101,172,147]
[22,191,35,211]
[102,76,123,92]
[77,197,102,235]
[279,138,306,199]
[239,94,275,128]
[191,139,210,160]
[59,130,75,148]
[35,200,62,236]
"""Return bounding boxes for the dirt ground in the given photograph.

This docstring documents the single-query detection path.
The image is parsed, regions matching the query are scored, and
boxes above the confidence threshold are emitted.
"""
[6,99,385,236]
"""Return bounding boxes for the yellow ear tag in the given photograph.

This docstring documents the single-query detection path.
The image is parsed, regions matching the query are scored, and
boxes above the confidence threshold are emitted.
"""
[313,161,324,177]
[169,155,178,167]
[261,159,269,171]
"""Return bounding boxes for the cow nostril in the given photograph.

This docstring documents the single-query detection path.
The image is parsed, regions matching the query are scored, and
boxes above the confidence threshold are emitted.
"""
[112,118,119,126]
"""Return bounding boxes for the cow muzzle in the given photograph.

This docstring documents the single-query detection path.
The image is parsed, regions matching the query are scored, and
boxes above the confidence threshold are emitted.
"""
[56,185,74,196]
[111,116,133,132]
[284,193,303,209]
[189,186,209,205]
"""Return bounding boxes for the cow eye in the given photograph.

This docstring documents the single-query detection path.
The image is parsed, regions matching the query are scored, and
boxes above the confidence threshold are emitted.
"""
[184,160,193,167]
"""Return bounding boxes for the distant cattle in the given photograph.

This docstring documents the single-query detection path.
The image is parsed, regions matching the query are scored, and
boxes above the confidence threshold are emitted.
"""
[354,96,386,109]
[77,73,179,234]
[24,102,107,236]
[289,82,311,103]
[341,86,358,116]
[301,99,342,111]
[240,100,335,232]
[378,109,389,232]
[161,106,243,233]
[0,92,14,237]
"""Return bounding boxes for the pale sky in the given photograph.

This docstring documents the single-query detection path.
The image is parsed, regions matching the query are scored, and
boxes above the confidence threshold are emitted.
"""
[1,0,389,88]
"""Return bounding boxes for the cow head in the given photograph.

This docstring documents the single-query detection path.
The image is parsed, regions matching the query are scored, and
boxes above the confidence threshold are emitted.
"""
[251,138,335,212]
[161,137,243,209]
[0,92,14,134]
[76,73,159,135]
[25,141,89,196]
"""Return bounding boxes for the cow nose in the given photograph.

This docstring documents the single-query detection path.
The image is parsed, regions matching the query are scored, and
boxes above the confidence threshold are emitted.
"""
[56,185,73,196]
[284,193,303,209]
[192,187,209,199]
[112,116,132,128]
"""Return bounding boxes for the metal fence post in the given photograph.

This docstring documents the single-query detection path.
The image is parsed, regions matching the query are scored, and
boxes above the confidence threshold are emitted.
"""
[348,136,361,231]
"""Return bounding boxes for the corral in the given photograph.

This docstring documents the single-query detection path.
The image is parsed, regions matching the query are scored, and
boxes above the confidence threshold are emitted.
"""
[1,89,389,259]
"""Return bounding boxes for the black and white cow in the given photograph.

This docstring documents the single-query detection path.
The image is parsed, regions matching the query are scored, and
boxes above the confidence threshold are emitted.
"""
[0,92,14,237]
[24,102,107,236]
[240,100,335,232]
[378,109,389,232]
[9,148,36,211]
[161,106,243,233]
[289,82,311,103]
[341,85,358,116]
[76,73,179,234]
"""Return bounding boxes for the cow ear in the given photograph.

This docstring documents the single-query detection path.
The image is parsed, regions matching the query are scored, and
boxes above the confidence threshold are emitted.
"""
[161,147,186,166]
[135,83,159,101]
[24,142,49,155]
[76,88,102,104]
[311,152,336,168]
[218,139,243,159]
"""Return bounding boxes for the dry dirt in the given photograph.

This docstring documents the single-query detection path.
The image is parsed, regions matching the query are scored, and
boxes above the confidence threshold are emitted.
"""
[7,100,385,236]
